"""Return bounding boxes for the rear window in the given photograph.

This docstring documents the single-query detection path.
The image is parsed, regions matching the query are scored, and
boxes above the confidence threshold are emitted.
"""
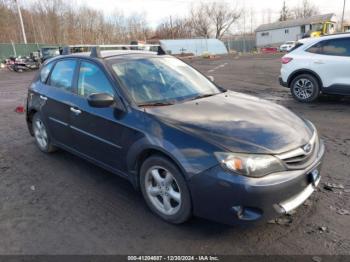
[306,38,350,57]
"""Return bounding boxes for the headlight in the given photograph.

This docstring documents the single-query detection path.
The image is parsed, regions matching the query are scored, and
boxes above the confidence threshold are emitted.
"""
[214,152,286,178]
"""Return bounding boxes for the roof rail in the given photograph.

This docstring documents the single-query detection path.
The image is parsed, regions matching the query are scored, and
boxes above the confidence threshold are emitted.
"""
[89,44,166,58]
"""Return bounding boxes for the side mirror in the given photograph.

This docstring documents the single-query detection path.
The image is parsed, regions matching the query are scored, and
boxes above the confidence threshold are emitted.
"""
[87,93,115,108]
[208,76,215,82]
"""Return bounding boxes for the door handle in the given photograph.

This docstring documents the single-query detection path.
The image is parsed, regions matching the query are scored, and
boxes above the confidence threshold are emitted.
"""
[314,60,324,64]
[40,95,48,101]
[70,107,82,115]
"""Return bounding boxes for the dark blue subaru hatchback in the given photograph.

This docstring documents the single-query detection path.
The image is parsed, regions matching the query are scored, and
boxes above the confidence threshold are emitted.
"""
[26,47,324,225]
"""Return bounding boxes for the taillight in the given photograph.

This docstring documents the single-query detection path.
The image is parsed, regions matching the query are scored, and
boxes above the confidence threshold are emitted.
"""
[281,57,293,64]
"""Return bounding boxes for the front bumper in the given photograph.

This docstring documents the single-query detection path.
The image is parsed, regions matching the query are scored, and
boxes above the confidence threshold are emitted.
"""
[188,141,325,225]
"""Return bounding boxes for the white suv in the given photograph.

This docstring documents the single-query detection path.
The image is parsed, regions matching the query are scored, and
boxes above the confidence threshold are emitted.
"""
[279,33,350,102]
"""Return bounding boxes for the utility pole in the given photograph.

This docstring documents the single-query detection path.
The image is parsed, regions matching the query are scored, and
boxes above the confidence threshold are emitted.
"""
[243,8,246,53]
[170,16,174,39]
[341,0,346,32]
[15,0,27,44]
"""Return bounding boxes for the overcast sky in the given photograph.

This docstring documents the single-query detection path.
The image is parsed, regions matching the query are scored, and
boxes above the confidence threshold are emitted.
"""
[76,0,348,30]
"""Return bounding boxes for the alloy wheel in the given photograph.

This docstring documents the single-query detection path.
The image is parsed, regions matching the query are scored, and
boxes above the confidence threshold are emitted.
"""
[144,166,182,216]
[293,78,314,100]
[33,118,48,150]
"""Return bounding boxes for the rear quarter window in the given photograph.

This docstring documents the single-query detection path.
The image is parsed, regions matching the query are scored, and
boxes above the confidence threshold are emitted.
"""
[288,42,303,52]
[40,62,54,83]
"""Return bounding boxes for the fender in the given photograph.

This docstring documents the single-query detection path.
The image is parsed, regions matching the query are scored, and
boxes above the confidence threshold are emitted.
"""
[287,69,324,88]
[126,136,191,178]
[126,136,193,189]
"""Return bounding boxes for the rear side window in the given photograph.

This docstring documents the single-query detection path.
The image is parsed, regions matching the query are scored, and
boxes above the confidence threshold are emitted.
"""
[49,60,77,92]
[307,38,350,57]
[289,42,303,52]
[40,62,54,83]
[77,61,115,97]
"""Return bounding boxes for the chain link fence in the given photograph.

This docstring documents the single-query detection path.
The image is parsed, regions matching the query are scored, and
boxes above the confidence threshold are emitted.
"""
[0,43,57,60]
[223,36,256,53]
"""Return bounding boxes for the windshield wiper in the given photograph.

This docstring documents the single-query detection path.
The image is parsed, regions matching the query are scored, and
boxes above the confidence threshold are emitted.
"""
[138,101,174,107]
[189,93,216,101]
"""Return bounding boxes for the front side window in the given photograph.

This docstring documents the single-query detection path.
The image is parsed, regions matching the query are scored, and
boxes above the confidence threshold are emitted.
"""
[78,61,115,97]
[40,62,54,83]
[49,60,77,92]
[110,57,222,105]
[307,38,350,56]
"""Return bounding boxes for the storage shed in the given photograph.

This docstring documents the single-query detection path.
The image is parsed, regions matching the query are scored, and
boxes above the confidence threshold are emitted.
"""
[159,39,228,56]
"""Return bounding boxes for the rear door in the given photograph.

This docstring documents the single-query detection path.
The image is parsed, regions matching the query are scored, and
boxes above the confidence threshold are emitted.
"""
[68,60,126,172]
[306,37,350,92]
[39,59,78,146]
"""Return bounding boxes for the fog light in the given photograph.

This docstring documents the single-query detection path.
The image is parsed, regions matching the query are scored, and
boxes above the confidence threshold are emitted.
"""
[231,206,263,221]
[232,206,244,219]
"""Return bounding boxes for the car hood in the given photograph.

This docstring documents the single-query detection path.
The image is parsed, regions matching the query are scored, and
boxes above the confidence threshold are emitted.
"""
[145,91,313,154]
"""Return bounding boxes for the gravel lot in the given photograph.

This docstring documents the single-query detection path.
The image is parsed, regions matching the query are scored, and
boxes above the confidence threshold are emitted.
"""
[0,54,349,255]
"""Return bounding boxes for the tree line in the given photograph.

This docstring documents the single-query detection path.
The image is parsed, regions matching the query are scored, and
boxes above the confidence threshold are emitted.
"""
[0,0,151,44]
[0,0,322,44]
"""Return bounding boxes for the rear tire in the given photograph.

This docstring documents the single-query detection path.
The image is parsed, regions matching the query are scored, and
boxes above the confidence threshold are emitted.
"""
[32,113,57,153]
[140,155,192,224]
[290,74,320,103]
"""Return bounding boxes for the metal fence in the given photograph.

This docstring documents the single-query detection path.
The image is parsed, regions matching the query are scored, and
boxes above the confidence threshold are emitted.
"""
[223,37,256,53]
[0,43,54,60]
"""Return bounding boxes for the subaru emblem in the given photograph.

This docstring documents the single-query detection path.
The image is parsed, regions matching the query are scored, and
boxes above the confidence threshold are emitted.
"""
[303,143,312,154]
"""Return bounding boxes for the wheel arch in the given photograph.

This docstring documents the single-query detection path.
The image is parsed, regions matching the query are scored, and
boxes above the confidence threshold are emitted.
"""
[287,69,323,89]
[26,108,38,136]
[128,145,188,191]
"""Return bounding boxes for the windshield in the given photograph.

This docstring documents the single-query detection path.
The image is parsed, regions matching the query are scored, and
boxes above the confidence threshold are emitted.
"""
[110,57,222,105]
[286,42,294,45]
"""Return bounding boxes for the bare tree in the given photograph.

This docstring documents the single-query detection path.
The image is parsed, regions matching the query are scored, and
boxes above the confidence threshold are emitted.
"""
[279,1,292,21]
[206,1,241,39]
[156,17,192,39]
[189,3,212,38]
[292,0,320,19]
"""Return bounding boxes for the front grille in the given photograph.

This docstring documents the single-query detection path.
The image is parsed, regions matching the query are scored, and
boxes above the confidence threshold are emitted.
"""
[277,131,319,170]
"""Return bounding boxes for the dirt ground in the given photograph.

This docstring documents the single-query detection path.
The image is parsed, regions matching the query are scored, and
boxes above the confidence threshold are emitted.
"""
[0,54,349,255]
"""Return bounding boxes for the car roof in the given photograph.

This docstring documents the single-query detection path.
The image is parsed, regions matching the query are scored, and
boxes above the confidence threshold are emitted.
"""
[298,33,350,45]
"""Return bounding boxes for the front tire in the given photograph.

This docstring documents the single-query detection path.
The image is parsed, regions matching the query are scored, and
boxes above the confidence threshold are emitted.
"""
[32,113,56,153]
[140,155,192,224]
[290,74,320,103]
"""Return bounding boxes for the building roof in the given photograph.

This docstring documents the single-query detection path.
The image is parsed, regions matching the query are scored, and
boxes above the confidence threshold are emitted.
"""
[255,13,335,32]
